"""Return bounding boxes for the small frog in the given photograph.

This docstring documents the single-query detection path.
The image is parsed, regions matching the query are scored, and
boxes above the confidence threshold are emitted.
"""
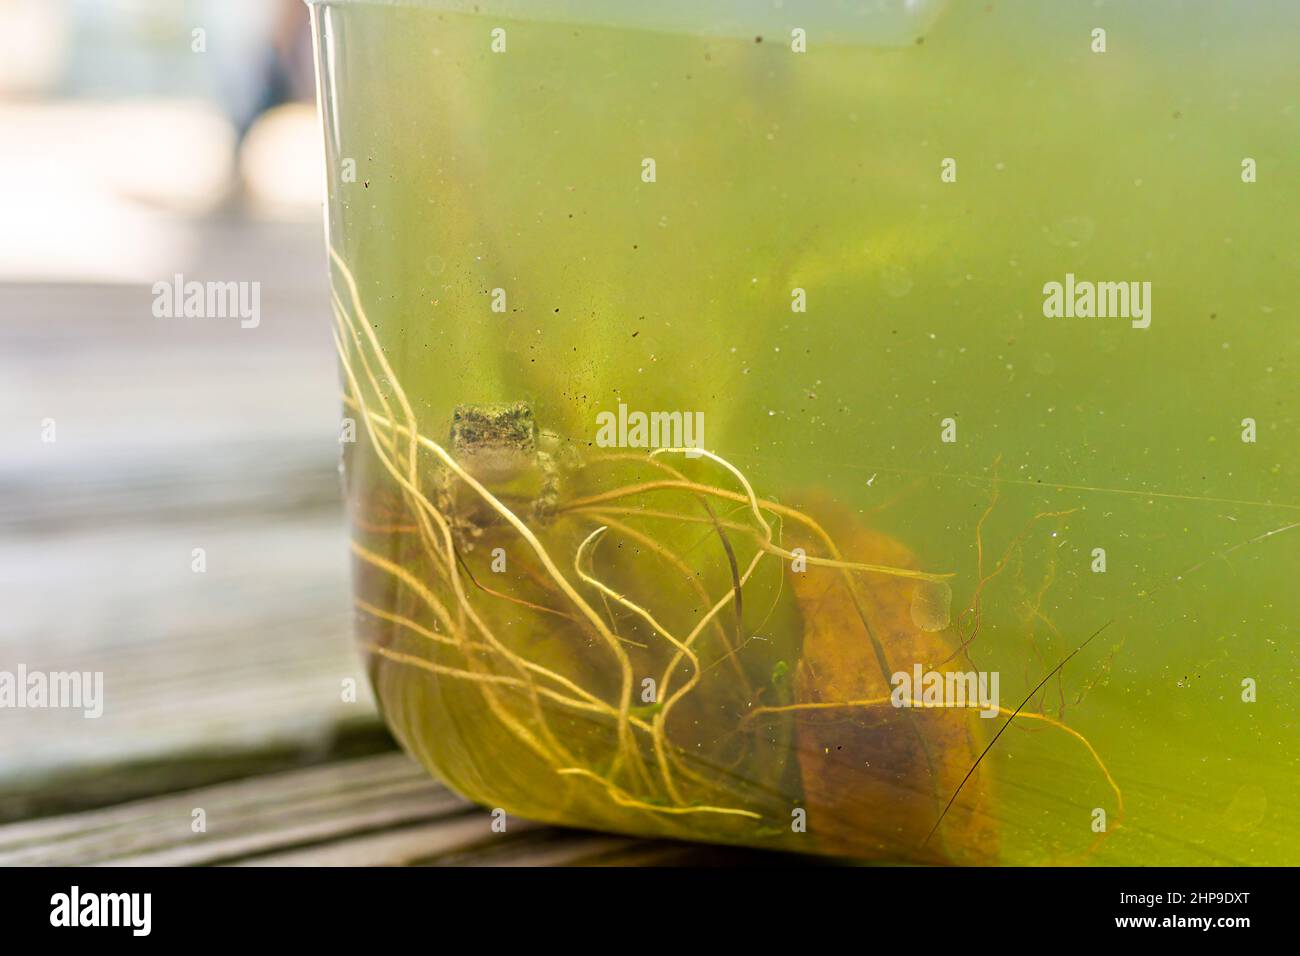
[438,401,573,550]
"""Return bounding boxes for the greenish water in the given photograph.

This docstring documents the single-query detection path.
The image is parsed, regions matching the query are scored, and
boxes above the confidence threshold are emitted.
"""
[312,0,1299,864]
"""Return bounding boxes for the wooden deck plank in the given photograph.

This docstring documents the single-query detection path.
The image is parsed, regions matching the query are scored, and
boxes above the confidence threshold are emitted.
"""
[0,754,456,866]
[0,752,793,867]
[0,273,379,818]
[236,816,537,867]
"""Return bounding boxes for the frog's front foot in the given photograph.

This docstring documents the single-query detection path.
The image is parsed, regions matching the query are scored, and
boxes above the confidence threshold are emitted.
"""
[432,472,477,553]
[531,451,562,524]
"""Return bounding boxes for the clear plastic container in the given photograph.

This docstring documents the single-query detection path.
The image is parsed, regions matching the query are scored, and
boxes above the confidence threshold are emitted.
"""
[307,0,1299,864]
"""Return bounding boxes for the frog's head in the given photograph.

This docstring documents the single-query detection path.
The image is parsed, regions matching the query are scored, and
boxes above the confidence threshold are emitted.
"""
[450,402,538,480]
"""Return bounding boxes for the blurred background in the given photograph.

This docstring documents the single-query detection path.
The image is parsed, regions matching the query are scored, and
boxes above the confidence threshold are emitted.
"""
[0,0,386,822]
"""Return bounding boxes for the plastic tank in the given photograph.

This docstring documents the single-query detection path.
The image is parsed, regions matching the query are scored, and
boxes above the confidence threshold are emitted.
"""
[307,0,1299,864]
